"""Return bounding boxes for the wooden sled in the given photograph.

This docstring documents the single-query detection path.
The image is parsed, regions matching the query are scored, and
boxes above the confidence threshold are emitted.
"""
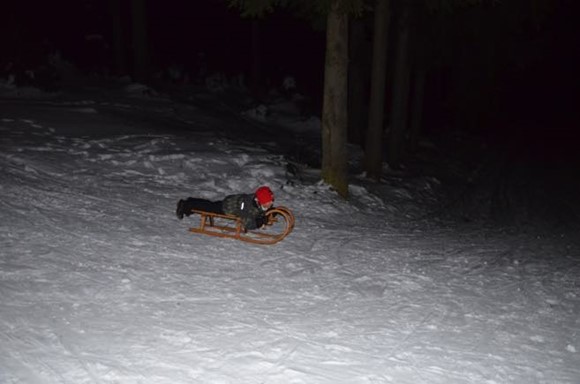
[188,206,295,245]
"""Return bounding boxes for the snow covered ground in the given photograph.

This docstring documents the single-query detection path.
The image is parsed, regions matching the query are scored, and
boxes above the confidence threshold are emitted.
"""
[1,84,579,384]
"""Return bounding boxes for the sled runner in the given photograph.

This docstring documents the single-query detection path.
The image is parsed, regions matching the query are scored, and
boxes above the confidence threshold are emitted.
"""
[188,206,295,245]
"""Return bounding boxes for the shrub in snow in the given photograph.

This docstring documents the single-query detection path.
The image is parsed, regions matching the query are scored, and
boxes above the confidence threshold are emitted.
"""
[243,104,269,122]
[205,72,229,93]
[0,74,16,90]
[164,64,190,85]
[282,76,296,92]
[125,83,158,97]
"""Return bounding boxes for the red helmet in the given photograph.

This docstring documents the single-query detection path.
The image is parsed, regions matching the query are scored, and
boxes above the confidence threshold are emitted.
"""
[255,186,274,206]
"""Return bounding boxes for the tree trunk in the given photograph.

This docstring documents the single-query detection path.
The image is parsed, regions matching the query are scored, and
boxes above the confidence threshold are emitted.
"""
[321,0,349,198]
[347,16,367,147]
[109,0,127,76]
[250,19,263,97]
[364,0,391,180]
[131,0,149,82]
[408,66,425,153]
[387,3,410,169]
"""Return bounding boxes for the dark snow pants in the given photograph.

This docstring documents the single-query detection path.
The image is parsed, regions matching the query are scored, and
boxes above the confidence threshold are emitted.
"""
[183,198,224,215]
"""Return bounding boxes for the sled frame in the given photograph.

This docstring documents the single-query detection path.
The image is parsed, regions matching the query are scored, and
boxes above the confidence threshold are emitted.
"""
[188,206,295,245]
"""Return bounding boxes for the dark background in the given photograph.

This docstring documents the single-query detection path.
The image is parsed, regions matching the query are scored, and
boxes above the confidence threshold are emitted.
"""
[2,1,577,138]
[0,1,325,94]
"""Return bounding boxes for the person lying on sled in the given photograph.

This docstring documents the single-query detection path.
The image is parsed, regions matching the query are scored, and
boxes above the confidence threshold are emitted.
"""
[176,186,275,230]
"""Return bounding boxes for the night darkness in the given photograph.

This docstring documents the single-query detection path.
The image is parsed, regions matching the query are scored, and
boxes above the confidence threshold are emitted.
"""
[1,1,326,95]
[1,0,579,221]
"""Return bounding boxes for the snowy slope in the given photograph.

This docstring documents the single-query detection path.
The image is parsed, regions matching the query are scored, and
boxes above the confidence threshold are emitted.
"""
[1,89,579,384]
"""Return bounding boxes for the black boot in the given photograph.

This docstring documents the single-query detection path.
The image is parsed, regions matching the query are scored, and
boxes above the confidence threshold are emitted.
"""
[176,199,186,220]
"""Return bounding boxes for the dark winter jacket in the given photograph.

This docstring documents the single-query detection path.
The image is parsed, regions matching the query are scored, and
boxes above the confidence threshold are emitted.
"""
[222,193,266,230]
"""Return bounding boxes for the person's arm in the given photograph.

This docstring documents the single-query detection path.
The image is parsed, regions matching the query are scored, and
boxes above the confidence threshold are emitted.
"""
[240,208,266,230]
[254,212,267,229]
[223,194,264,230]
[241,216,258,230]
[234,195,259,230]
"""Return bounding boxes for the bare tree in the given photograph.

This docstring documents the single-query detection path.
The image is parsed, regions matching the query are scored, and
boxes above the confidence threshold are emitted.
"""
[321,0,349,197]
[109,0,127,76]
[130,0,149,82]
[228,0,364,198]
[387,1,411,168]
[364,0,391,180]
[347,14,369,147]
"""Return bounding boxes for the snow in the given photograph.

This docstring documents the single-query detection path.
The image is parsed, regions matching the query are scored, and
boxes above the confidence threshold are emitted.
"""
[1,84,579,384]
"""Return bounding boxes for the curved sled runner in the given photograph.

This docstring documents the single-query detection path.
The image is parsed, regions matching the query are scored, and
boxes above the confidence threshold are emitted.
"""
[188,206,295,245]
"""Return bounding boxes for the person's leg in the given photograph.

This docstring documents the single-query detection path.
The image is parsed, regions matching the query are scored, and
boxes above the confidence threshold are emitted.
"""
[176,198,223,219]
[185,198,223,214]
